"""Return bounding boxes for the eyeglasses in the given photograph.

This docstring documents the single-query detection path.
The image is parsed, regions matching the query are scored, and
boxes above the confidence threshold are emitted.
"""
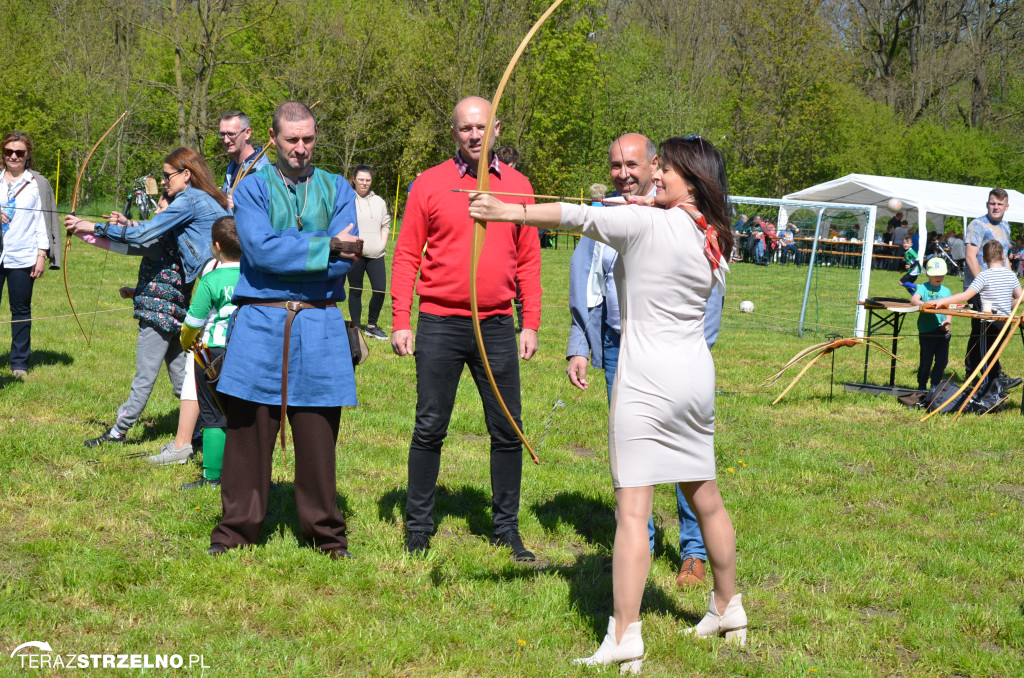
[218,129,248,140]
[162,169,184,181]
[3,148,27,158]
[683,134,702,141]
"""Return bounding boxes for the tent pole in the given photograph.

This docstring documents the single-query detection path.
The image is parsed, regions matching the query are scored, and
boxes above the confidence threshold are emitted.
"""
[798,208,826,338]
[854,205,877,337]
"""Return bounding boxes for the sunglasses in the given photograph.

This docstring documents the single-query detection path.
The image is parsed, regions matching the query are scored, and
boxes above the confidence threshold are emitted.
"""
[3,148,27,158]
[162,168,185,181]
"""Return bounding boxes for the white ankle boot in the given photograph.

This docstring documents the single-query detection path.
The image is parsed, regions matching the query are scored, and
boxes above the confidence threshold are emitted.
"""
[574,616,644,675]
[685,591,747,645]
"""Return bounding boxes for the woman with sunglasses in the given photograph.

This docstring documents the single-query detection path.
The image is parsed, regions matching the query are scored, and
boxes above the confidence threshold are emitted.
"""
[65,147,230,287]
[1,131,59,378]
[468,136,745,673]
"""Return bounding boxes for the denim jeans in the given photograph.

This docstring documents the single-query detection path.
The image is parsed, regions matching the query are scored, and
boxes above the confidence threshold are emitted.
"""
[603,323,706,559]
[0,264,35,371]
[405,313,524,534]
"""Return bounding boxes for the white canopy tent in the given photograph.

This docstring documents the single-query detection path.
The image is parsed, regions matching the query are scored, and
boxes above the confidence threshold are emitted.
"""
[783,174,1024,243]
[781,174,1023,335]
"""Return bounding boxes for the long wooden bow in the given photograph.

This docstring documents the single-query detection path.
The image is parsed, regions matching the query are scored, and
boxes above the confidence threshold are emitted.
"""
[64,111,128,345]
[471,0,566,465]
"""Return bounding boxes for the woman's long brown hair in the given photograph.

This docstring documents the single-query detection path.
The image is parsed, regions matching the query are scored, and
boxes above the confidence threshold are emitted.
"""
[165,146,230,210]
[657,137,734,261]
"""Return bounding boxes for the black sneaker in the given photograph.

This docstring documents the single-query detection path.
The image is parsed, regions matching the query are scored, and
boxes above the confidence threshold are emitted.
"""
[182,476,221,490]
[362,324,389,341]
[84,430,128,448]
[492,529,536,562]
[997,374,1022,391]
[404,531,430,555]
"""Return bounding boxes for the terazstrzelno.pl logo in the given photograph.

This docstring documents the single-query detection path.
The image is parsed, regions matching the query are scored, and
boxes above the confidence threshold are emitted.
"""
[10,641,210,670]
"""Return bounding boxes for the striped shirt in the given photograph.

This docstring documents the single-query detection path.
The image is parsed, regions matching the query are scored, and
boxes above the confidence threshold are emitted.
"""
[969,266,1020,315]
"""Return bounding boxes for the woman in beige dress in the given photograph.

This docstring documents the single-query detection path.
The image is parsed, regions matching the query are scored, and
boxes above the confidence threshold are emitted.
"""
[468,136,745,673]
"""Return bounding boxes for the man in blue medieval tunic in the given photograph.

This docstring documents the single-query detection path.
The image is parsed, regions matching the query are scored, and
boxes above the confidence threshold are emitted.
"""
[208,101,361,559]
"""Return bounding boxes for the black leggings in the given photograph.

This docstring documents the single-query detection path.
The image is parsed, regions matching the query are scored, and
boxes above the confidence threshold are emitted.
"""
[347,256,387,326]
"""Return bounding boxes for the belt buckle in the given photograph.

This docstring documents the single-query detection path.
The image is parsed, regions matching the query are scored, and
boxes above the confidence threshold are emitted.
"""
[286,300,303,312]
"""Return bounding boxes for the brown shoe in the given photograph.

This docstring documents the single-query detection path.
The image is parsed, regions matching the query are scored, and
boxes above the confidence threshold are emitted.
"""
[677,556,706,587]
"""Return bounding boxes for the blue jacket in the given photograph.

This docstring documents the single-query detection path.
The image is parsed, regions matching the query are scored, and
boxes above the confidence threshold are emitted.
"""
[96,186,229,283]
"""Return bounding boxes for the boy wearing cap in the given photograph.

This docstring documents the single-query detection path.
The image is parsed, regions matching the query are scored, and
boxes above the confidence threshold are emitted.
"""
[911,258,952,391]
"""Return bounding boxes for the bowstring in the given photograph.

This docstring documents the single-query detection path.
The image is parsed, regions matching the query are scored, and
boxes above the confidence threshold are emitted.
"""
[535,2,624,454]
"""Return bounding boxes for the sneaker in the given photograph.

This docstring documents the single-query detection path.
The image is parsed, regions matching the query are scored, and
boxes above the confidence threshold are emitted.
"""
[404,531,430,555]
[996,374,1022,391]
[11,369,27,379]
[182,475,221,490]
[146,442,194,465]
[362,324,389,341]
[677,557,707,587]
[84,430,128,448]
[492,529,536,562]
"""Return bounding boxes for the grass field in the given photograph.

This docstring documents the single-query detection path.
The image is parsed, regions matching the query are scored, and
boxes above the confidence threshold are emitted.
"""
[1,242,1022,676]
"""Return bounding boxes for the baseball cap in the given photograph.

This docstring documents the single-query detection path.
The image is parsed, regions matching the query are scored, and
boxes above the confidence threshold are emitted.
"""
[925,258,947,276]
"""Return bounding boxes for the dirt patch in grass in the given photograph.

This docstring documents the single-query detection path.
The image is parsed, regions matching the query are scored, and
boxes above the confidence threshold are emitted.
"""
[995,483,1024,504]
[571,445,596,458]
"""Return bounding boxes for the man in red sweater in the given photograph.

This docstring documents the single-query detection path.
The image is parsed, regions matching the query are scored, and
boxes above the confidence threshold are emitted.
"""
[390,96,542,561]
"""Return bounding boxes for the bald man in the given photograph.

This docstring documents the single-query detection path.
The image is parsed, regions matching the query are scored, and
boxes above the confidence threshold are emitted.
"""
[390,97,542,561]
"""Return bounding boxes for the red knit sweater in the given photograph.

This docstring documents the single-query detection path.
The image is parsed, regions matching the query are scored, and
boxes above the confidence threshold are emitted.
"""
[391,159,542,331]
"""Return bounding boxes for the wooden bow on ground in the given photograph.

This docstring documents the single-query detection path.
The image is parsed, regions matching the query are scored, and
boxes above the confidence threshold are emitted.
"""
[767,336,908,406]
[64,111,128,345]
[471,1,566,465]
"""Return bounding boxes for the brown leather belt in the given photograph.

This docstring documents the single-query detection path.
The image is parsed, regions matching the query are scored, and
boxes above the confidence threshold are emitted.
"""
[241,299,336,455]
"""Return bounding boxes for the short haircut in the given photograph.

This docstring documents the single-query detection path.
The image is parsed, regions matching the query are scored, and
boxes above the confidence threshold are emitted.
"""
[989,187,1008,202]
[211,215,241,260]
[352,164,373,178]
[496,146,520,167]
[220,111,251,129]
[588,183,607,200]
[982,239,1004,264]
[903,236,912,243]
[272,101,315,134]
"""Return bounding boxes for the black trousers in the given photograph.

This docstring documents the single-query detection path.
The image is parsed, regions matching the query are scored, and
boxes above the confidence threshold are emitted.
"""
[405,313,523,535]
[964,298,1005,381]
[347,256,387,326]
[211,395,347,551]
[918,328,950,390]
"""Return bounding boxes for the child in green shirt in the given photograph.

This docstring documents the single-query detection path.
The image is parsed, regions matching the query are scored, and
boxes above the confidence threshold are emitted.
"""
[180,216,241,489]
[910,258,951,391]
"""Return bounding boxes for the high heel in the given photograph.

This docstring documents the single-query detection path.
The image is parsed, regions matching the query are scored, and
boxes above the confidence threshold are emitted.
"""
[685,591,747,646]
[574,617,644,675]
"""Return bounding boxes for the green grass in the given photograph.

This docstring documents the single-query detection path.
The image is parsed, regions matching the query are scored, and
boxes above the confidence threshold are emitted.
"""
[1,244,1022,676]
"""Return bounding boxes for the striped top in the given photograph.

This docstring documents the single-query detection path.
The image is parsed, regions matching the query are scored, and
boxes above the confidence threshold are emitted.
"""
[969,266,1021,315]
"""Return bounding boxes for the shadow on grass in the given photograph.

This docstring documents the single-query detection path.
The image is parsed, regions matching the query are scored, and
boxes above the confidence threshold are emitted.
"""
[469,554,697,636]
[259,481,353,548]
[377,483,492,537]
[0,349,74,369]
[530,490,680,563]
[0,350,73,389]
[525,491,697,633]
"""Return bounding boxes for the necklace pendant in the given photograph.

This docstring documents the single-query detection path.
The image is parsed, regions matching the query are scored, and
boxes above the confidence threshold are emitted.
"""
[296,216,303,229]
